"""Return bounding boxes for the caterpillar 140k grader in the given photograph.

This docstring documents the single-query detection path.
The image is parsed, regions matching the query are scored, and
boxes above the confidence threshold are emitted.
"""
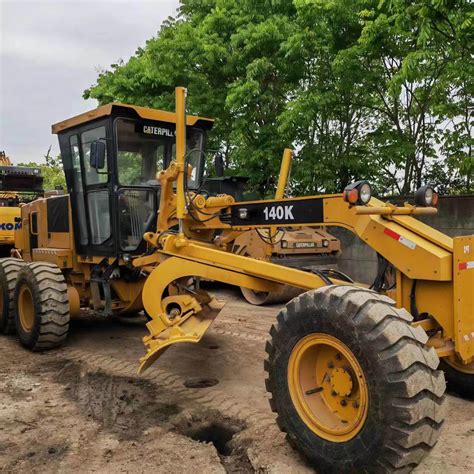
[1,88,472,472]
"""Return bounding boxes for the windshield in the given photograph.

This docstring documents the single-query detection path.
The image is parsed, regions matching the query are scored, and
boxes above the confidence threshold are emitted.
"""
[115,118,205,188]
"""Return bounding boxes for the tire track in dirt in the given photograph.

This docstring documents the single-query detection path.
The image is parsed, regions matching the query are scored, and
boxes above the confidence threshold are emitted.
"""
[58,347,276,430]
[210,327,267,343]
[50,344,312,471]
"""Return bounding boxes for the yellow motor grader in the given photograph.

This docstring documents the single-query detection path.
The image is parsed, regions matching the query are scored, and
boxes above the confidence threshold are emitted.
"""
[1,88,473,472]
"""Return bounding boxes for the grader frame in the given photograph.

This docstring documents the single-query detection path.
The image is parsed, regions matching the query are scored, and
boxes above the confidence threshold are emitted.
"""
[136,91,472,370]
[2,87,473,471]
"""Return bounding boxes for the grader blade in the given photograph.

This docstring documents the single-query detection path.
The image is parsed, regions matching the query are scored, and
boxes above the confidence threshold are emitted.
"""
[137,252,312,374]
[138,296,225,374]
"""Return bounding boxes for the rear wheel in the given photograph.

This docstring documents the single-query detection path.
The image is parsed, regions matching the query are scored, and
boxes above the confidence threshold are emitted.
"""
[14,262,70,350]
[265,285,446,472]
[0,258,25,334]
[440,356,474,400]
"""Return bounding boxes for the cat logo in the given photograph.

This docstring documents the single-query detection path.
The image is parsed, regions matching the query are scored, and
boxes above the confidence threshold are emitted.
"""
[142,125,175,137]
[0,222,21,231]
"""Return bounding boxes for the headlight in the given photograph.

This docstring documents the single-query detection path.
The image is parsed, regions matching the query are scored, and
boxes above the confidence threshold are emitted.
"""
[343,180,372,205]
[322,239,329,247]
[415,185,438,207]
[122,253,131,263]
[281,240,288,248]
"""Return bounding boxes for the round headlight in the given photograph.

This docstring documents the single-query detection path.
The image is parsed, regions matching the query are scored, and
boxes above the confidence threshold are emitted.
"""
[415,185,438,207]
[359,183,372,204]
[425,187,433,205]
[343,180,372,206]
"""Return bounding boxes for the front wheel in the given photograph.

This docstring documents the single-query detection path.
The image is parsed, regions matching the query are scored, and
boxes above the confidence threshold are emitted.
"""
[265,285,446,472]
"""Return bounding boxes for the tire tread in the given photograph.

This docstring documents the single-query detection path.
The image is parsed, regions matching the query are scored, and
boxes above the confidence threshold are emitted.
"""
[0,258,25,334]
[264,285,446,472]
[14,262,69,350]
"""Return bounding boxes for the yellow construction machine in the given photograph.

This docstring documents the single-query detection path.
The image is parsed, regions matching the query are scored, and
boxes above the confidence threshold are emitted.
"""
[1,88,473,471]
[232,226,341,304]
[0,151,43,259]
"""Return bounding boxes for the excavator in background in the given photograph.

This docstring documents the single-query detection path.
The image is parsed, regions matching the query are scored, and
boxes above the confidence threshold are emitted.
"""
[0,151,43,256]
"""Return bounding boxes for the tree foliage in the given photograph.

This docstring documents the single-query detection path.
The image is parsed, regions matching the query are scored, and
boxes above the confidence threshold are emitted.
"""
[85,0,473,196]
[19,147,66,192]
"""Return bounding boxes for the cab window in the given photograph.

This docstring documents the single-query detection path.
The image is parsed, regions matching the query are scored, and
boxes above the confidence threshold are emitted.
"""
[82,126,108,185]
[69,135,88,245]
[118,189,155,251]
[87,190,111,245]
[115,118,205,188]
[116,119,167,186]
[171,129,204,188]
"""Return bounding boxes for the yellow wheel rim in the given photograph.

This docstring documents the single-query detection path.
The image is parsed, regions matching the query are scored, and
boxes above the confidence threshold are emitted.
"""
[445,355,474,375]
[18,285,35,332]
[288,333,369,442]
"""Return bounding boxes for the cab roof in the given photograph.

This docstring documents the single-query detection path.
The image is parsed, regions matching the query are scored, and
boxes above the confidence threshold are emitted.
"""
[52,102,214,134]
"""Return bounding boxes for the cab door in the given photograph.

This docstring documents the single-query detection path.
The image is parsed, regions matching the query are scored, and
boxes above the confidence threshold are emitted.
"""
[65,121,117,257]
[80,124,115,255]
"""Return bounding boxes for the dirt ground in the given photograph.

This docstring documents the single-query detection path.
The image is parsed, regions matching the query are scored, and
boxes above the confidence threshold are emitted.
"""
[0,285,473,473]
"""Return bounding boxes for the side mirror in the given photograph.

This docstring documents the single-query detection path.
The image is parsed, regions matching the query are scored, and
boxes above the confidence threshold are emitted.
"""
[90,141,106,170]
[214,153,224,177]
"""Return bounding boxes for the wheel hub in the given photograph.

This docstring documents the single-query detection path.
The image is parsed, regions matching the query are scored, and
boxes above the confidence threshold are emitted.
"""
[445,355,474,374]
[330,367,353,397]
[287,333,368,443]
[18,285,35,332]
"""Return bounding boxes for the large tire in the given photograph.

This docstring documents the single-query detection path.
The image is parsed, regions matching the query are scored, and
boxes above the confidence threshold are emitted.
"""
[14,262,70,350]
[265,285,446,472]
[440,357,474,400]
[0,258,25,334]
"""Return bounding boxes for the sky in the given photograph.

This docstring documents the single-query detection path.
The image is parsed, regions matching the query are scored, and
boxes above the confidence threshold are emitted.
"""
[0,0,179,164]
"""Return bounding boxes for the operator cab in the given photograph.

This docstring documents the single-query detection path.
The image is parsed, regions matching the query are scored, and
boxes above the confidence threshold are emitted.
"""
[53,103,213,258]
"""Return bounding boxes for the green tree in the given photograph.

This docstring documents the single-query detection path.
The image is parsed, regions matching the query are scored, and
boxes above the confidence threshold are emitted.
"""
[85,0,473,196]
[279,0,376,194]
[18,147,66,192]
[347,0,473,193]
[86,0,300,196]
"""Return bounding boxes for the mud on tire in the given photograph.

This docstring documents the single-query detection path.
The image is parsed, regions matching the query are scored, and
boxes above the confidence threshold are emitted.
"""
[264,285,446,472]
[0,258,25,334]
[14,262,70,350]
